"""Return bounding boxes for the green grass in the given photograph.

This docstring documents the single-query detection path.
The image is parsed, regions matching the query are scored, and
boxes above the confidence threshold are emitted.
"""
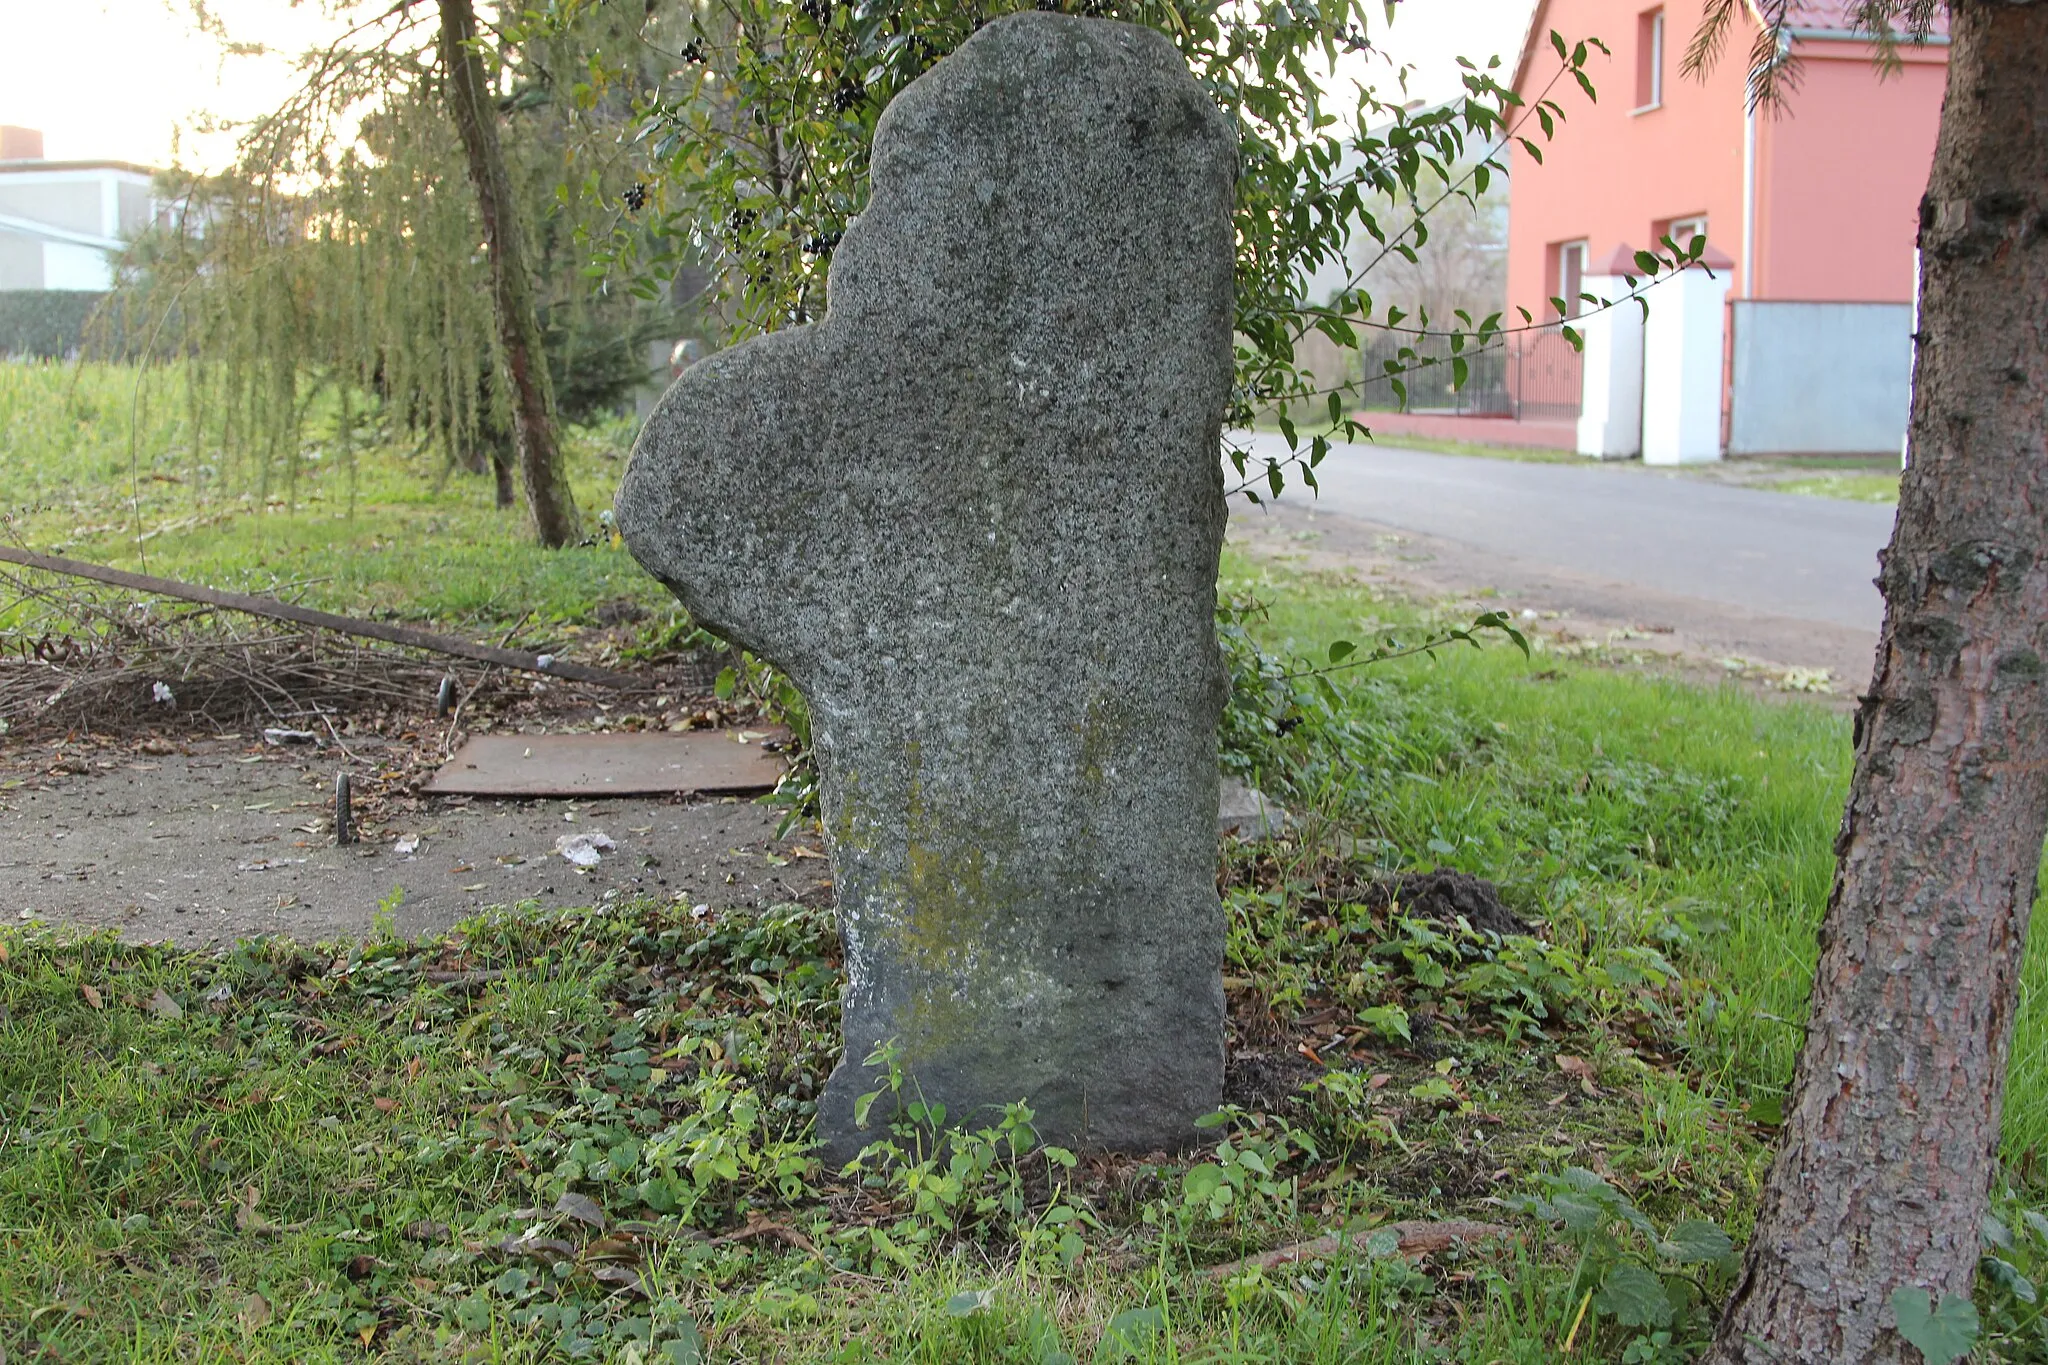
[1222,561,2048,1159]
[1343,428,1580,464]
[1248,416,1577,464]
[0,361,669,634]
[1770,471,1901,503]
[0,904,1675,1363]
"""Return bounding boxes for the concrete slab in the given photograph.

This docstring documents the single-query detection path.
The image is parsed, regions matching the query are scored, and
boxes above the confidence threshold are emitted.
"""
[424,729,789,798]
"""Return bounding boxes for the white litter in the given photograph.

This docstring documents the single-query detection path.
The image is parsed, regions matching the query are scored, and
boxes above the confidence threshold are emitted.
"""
[262,728,320,746]
[236,857,309,872]
[394,834,422,856]
[554,830,617,867]
[151,682,175,705]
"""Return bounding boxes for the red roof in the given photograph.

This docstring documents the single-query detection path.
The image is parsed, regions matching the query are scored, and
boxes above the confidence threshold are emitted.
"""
[1511,0,1947,99]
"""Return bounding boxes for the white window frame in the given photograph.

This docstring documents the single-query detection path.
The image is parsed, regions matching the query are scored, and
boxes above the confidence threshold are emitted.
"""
[1556,239,1589,318]
[1665,216,1708,251]
[1633,9,1665,114]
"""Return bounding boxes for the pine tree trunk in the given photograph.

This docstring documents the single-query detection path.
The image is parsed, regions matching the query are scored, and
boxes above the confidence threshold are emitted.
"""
[1705,7,2048,1361]
[437,0,580,547]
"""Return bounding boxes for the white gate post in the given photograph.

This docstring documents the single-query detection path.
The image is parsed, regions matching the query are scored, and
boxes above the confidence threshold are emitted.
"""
[1642,246,1734,464]
[1575,245,1645,459]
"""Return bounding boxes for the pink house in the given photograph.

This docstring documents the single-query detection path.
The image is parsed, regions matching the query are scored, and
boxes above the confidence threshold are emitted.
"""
[1373,1,1947,457]
[1507,0,1945,317]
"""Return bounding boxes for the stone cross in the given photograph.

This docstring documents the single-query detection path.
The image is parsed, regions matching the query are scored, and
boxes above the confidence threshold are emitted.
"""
[617,11,1236,1161]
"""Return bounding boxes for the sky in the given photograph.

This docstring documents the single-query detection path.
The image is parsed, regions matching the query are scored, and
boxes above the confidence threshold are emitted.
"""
[0,0,1538,172]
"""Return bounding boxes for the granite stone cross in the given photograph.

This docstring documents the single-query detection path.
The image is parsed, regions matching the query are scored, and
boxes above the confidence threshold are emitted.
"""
[617,11,1236,1161]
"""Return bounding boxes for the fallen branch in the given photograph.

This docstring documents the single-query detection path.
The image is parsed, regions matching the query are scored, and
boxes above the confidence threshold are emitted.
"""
[0,545,638,689]
[1203,1219,1514,1280]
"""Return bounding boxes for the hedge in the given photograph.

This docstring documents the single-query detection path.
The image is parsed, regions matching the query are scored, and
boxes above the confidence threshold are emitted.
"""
[0,289,109,359]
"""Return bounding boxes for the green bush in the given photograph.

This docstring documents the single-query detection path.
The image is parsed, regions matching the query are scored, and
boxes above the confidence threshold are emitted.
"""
[0,289,107,359]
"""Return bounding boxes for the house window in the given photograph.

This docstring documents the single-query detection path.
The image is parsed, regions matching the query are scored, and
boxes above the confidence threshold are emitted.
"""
[1551,239,1589,318]
[1656,215,1708,253]
[1635,8,1664,110]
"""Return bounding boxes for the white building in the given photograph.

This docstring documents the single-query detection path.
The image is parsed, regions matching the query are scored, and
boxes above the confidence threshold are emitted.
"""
[0,126,158,292]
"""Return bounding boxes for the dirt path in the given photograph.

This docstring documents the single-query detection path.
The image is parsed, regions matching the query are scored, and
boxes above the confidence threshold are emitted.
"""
[1,737,827,946]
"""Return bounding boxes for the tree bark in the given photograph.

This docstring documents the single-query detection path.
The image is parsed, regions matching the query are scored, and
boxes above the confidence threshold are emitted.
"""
[1706,6,2048,1361]
[437,0,580,547]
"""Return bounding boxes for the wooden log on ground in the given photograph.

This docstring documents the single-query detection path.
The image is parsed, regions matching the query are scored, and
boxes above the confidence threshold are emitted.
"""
[0,545,639,689]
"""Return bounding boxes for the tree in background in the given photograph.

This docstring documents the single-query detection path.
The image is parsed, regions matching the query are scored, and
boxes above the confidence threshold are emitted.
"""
[602,0,1668,500]
[436,0,578,545]
[1320,160,1509,413]
[1339,164,1508,334]
[1685,2,2048,1360]
[116,0,691,545]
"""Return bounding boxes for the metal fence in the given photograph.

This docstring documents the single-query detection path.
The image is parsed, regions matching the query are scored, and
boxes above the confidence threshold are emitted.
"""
[1356,328,1582,420]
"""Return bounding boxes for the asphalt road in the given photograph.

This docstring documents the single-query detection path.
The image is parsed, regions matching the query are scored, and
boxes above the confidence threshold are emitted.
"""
[1233,431,1899,634]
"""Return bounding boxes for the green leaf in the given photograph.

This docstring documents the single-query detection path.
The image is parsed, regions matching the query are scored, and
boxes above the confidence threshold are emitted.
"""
[945,1288,996,1318]
[1103,1306,1164,1348]
[660,1320,705,1365]
[1359,1004,1411,1041]
[1891,1287,1980,1365]
[1182,1163,1226,1203]
[1985,1255,2037,1305]
[1657,1219,1734,1264]
[1593,1263,1674,1328]
[713,667,737,700]
[1328,639,1357,664]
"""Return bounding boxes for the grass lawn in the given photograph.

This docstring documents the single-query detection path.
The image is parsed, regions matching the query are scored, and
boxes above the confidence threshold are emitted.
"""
[1767,470,1902,503]
[1,362,670,635]
[2,365,2043,1361]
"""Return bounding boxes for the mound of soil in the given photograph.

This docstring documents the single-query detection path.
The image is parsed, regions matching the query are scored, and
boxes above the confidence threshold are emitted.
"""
[1367,868,1529,937]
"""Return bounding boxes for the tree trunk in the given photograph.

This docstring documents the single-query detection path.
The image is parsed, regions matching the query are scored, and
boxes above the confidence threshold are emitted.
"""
[1706,7,2048,1361]
[437,0,580,547]
[490,425,518,508]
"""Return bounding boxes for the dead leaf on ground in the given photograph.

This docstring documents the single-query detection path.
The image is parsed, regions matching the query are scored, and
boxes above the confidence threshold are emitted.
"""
[1555,1054,1599,1096]
[148,987,184,1020]
[589,1262,647,1295]
[232,1184,280,1234]
[555,1191,607,1229]
[80,983,104,1009]
[237,1290,272,1332]
[498,1232,578,1263]
[372,1096,398,1113]
[581,1231,644,1263]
